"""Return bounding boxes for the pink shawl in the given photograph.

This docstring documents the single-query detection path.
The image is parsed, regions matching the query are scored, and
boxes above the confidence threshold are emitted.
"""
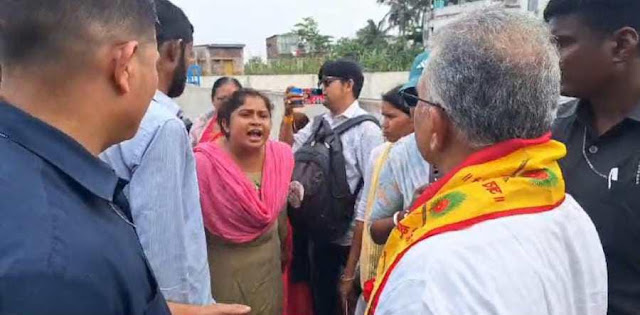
[194,141,294,243]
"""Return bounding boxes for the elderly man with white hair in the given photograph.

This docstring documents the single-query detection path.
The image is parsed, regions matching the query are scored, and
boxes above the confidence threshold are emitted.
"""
[365,8,608,315]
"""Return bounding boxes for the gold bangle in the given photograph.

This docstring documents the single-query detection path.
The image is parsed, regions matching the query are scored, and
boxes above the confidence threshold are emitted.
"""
[283,115,294,124]
[340,274,356,282]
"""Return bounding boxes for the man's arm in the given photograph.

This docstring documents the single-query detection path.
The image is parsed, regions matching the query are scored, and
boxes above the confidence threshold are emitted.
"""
[128,119,198,303]
[280,115,295,145]
[168,302,250,315]
[372,279,434,315]
[279,87,305,146]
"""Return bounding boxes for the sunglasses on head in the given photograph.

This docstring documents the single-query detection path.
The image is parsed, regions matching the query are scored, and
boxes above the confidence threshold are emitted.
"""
[399,89,444,110]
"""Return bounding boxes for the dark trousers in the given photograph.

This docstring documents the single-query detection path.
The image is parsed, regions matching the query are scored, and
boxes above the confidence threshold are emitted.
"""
[309,241,350,315]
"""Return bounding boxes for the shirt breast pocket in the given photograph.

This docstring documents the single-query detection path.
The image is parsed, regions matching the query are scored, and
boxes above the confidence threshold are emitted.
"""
[607,153,640,252]
[610,152,640,206]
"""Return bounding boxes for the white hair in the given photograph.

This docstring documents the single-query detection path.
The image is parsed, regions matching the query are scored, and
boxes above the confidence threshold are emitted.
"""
[419,8,561,147]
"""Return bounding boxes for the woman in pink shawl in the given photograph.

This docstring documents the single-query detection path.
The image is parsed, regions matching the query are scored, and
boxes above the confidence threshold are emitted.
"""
[194,89,293,315]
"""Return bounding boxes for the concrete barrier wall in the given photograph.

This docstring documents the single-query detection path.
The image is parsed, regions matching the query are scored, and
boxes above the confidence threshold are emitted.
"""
[200,71,410,100]
[177,71,405,138]
[175,85,383,139]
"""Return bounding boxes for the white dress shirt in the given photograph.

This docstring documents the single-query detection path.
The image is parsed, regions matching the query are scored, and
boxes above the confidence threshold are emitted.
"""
[375,195,608,315]
[293,100,384,246]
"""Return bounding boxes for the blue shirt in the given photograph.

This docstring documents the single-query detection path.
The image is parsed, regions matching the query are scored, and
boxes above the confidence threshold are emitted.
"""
[101,91,213,304]
[369,133,432,221]
[0,101,170,315]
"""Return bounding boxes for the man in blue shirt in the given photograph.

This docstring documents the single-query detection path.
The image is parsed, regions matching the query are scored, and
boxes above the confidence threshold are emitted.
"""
[101,0,213,305]
[0,0,248,314]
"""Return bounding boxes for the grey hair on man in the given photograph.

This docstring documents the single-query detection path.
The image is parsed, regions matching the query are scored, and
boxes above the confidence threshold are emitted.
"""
[418,8,561,148]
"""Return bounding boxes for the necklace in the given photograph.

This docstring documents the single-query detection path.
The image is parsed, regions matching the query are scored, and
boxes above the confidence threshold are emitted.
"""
[582,126,608,180]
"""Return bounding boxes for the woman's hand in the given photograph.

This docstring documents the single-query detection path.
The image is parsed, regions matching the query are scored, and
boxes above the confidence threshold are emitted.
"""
[338,276,358,315]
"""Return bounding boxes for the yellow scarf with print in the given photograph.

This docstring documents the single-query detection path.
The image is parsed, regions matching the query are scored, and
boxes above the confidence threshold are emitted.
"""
[366,135,567,314]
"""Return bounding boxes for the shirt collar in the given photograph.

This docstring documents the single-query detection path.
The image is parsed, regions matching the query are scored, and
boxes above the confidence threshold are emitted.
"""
[331,100,361,120]
[152,90,181,117]
[0,102,120,202]
[628,102,640,121]
[574,99,640,123]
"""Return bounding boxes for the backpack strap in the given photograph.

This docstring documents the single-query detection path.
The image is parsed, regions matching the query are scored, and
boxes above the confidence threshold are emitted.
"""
[304,117,329,145]
[333,115,380,136]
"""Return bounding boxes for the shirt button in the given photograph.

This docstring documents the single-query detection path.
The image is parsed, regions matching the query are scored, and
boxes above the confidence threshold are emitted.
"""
[588,145,598,154]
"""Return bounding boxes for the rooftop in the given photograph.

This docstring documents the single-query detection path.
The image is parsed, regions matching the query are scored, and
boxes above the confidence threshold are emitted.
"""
[194,44,246,49]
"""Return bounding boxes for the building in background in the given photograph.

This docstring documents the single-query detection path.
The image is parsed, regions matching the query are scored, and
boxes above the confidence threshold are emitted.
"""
[193,44,245,76]
[424,0,550,44]
[266,33,307,61]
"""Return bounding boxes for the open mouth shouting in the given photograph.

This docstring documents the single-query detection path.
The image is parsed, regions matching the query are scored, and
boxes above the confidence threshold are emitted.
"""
[247,128,265,142]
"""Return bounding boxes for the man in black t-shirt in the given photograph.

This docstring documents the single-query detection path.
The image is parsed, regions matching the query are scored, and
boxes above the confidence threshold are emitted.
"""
[545,1,640,314]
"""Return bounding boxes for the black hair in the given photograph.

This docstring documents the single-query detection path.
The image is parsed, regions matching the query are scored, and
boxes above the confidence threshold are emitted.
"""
[155,0,194,46]
[319,59,365,99]
[211,77,242,99]
[544,0,640,41]
[217,89,273,138]
[0,0,157,67]
[382,85,411,116]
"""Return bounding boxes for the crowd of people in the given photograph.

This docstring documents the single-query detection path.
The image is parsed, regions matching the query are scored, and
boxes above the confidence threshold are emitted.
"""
[0,0,639,315]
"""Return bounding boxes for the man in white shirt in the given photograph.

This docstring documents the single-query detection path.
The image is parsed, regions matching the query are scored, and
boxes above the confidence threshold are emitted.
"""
[367,8,607,315]
[281,60,383,315]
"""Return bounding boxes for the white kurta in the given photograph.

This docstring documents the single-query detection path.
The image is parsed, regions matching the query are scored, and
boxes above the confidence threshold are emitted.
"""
[375,194,607,315]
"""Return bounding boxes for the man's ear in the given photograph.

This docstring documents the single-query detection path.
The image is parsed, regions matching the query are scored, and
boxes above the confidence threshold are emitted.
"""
[344,78,355,95]
[157,40,182,71]
[611,27,640,63]
[112,41,140,94]
[165,40,183,64]
[429,106,450,153]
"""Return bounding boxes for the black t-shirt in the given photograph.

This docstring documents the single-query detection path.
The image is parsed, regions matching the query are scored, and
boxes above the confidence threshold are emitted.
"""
[0,102,170,315]
[553,99,640,315]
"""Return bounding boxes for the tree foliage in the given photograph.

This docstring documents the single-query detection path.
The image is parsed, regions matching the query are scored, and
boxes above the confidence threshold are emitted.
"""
[377,0,430,38]
[245,16,425,75]
[292,17,333,54]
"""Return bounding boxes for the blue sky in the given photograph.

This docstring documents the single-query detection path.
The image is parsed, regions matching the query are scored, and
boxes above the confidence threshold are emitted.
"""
[171,0,390,59]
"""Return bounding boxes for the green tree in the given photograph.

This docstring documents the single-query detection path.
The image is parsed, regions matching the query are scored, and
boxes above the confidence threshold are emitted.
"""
[292,17,333,54]
[378,0,430,38]
[356,19,388,47]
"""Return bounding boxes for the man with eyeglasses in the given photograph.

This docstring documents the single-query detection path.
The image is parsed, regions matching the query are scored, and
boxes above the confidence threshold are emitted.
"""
[366,8,606,315]
[281,60,383,315]
[546,1,640,313]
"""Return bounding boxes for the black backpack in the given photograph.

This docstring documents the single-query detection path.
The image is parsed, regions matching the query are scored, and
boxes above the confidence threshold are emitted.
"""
[289,115,380,244]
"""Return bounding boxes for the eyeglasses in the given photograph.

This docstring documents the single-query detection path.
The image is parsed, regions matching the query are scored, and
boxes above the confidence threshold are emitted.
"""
[318,76,344,88]
[399,89,444,110]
